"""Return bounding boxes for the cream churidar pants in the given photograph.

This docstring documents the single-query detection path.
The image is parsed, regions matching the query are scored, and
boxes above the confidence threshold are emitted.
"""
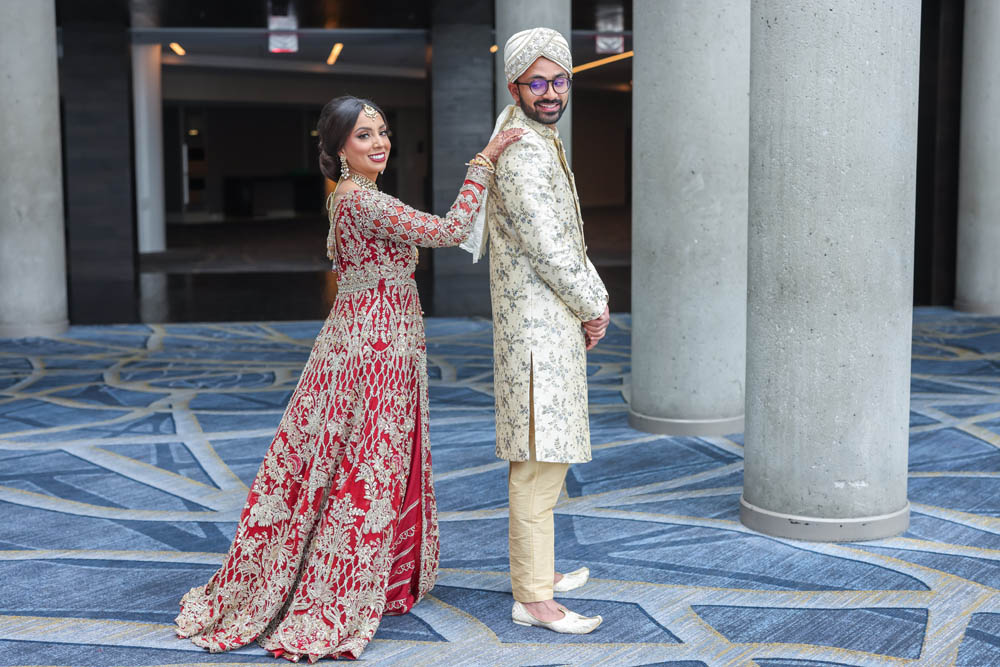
[507,370,570,602]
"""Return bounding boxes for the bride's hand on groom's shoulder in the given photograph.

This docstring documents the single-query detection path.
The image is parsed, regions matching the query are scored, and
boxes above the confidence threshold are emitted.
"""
[481,129,527,164]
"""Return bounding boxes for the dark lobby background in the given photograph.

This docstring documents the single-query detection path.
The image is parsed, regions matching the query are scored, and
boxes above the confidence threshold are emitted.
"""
[55,0,959,324]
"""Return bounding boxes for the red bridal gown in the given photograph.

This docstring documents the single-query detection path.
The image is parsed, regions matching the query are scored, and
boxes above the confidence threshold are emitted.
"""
[175,165,491,662]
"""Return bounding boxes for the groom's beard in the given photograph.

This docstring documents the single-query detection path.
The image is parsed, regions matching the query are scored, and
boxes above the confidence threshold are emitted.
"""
[519,96,565,125]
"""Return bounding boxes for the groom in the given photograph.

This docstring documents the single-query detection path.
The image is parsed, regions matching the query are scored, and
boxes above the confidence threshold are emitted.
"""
[484,27,610,634]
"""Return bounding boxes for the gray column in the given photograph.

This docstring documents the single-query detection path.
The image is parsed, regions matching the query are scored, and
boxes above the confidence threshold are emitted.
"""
[0,0,68,338]
[628,0,748,437]
[955,0,1000,314]
[495,0,571,161]
[430,0,494,316]
[132,43,166,254]
[741,1,920,541]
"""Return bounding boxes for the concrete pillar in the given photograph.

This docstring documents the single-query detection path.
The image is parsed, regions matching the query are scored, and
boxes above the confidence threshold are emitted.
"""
[430,0,494,316]
[0,0,69,338]
[495,0,571,162]
[955,0,1000,314]
[628,0,748,437]
[132,43,166,253]
[741,1,920,541]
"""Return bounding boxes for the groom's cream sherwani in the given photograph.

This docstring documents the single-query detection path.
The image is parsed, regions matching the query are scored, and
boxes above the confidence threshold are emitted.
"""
[487,105,608,465]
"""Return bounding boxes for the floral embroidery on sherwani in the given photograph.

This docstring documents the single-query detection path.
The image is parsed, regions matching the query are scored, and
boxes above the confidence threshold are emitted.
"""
[488,106,608,464]
[175,166,490,662]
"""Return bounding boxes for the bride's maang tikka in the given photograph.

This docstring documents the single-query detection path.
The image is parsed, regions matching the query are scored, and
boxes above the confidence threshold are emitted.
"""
[363,104,379,120]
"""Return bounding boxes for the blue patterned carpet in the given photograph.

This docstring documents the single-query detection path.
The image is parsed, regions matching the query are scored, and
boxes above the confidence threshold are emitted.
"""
[2,308,1000,666]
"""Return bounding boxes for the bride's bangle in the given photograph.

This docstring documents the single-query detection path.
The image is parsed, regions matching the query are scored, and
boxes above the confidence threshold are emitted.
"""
[475,152,496,169]
[466,153,495,172]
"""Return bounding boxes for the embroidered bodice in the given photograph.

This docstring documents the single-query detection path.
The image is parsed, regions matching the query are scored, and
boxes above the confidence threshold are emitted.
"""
[328,170,490,291]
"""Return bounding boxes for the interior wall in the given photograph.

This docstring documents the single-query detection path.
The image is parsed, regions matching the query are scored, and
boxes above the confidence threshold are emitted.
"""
[162,67,427,108]
[572,88,630,209]
[428,0,494,317]
[391,106,429,212]
[162,105,184,212]
[160,68,429,222]
[570,85,632,312]
[200,106,311,216]
[58,1,139,324]
[913,0,964,306]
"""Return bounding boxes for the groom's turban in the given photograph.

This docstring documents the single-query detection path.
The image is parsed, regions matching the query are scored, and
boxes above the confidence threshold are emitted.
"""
[503,27,573,83]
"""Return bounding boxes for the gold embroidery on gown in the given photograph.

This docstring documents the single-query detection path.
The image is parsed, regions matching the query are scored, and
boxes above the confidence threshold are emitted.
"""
[175,167,491,662]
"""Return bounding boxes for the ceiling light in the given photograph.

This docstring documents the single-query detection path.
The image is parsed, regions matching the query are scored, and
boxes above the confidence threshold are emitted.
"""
[187,129,199,136]
[489,44,498,53]
[169,42,186,56]
[572,50,633,74]
[326,43,344,66]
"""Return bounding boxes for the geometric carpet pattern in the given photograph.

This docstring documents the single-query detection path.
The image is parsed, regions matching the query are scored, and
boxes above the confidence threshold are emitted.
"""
[1,307,999,666]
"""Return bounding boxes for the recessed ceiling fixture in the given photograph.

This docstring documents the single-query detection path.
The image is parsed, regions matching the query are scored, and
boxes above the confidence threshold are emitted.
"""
[595,1,626,54]
[572,50,633,74]
[169,42,186,56]
[326,43,344,66]
[268,0,298,53]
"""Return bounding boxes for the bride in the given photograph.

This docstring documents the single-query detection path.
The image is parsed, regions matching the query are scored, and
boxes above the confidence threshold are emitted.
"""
[175,95,523,662]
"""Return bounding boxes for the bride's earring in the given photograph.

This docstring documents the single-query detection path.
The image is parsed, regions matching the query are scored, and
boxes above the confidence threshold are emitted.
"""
[339,155,350,181]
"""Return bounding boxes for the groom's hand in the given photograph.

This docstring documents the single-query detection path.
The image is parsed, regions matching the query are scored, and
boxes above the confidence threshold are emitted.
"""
[583,306,610,350]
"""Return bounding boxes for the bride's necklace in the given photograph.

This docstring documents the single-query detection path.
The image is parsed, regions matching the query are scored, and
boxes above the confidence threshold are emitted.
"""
[348,172,378,191]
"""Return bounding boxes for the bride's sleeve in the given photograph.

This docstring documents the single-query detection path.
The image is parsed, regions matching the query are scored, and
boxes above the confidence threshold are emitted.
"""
[361,165,492,248]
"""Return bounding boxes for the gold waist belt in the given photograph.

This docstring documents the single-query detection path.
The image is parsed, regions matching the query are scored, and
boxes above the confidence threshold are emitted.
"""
[336,274,417,294]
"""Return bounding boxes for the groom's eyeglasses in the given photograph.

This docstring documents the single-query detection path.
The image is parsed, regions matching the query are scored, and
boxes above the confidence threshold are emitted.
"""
[515,76,572,96]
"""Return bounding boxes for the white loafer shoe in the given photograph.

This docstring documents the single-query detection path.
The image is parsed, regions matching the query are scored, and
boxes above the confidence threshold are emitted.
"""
[553,566,590,593]
[512,601,602,634]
